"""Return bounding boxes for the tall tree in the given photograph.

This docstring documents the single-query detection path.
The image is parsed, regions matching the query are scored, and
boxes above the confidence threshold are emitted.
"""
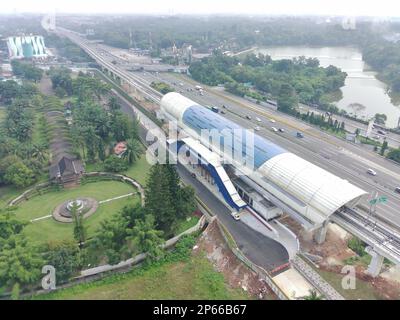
[145,164,177,237]
[129,215,164,262]
[277,83,298,113]
[0,235,44,289]
[4,99,34,142]
[71,202,86,248]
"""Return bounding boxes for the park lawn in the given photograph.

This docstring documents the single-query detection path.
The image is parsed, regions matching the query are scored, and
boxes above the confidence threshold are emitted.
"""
[0,185,22,208]
[315,268,384,300]
[175,215,200,235]
[305,260,383,300]
[11,180,139,245]
[85,154,152,187]
[123,154,152,186]
[36,252,251,300]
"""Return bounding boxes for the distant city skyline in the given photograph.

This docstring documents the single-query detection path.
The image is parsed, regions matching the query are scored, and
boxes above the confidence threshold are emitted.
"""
[1,0,400,17]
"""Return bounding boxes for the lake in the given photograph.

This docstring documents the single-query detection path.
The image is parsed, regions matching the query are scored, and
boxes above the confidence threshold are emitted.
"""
[255,46,400,128]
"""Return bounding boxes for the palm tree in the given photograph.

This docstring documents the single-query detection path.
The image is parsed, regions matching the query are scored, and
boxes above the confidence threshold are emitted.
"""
[30,143,49,164]
[303,289,323,300]
[122,139,143,165]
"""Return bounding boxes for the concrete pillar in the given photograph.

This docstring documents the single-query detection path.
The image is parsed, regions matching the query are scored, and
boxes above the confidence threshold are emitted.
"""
[365,247,384,277]
[314,220,329,244]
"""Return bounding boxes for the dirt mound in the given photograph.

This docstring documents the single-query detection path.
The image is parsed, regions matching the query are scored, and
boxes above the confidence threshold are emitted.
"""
[194,220,277,300]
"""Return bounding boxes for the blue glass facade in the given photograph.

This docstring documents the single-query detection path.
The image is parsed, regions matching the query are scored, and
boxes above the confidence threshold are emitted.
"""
[182,105,286,168]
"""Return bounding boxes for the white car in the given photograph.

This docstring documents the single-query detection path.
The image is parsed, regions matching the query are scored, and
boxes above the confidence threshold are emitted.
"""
[271,127,278,132]
[254,126,260,131]
[256,117,262,122]
[270,118,276,123]
[367,168,377,176]
[231,212,241,221]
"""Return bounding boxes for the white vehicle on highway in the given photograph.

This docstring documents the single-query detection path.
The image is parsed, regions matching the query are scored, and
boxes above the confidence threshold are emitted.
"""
[256,117,262,122]
[270,118,276,123]
[231,212,241,221]
[254,126,260,131]
[367,168,377,176]
[271,127,278,132]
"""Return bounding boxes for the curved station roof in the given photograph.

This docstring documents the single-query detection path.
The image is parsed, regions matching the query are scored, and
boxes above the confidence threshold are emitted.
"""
[161,92,367,224]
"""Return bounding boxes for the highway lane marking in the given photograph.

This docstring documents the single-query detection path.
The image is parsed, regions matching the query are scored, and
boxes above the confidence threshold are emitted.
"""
[341,148,400,181]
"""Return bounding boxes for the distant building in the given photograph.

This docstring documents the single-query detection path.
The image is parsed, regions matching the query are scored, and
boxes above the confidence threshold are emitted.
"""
[7,35,48,59]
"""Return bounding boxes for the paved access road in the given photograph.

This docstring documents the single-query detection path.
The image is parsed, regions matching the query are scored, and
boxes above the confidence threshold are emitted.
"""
[133,71,400,227]
[177,163,290,272]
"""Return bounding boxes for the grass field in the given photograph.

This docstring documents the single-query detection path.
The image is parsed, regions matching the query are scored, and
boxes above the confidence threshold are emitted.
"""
[11,180,139,245]
[315,268,383,300]
[86,153,152,187]
[35,253,251,300]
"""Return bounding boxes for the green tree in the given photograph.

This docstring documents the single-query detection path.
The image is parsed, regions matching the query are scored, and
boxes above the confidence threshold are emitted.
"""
[303,289,323,300]
[4,99,34,142]
[104,155,128,172]
[277,83,298,113]
[71,202,86,248]
[107,96,121,113]
[129,215,164,262]
[11,283,20,300]
[145,164,196,237]
[4,161,35,188]
[0,235,44,289]
[0,214,26,242]
[145,164,177,237]
[374,113,387,126]
[122,139,143,165]
[387,148,400,163]
[44,241,84,282]
[91,204,146,264]
[380,140,388,156]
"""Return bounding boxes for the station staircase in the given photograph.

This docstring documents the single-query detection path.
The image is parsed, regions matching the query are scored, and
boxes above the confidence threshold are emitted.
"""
[206,163,247,211]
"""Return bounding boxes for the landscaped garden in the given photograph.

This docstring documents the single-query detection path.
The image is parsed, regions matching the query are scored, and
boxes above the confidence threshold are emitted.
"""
[9,180,140,245]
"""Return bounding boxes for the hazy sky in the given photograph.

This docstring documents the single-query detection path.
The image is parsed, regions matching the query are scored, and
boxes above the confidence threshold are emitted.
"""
[1,0,399,17]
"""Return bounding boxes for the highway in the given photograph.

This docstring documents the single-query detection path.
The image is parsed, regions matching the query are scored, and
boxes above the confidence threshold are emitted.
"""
[133,71,400,227]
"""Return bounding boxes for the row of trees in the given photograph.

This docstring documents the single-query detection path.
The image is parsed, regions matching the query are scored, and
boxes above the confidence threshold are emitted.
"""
[362,42,400,94]
[296,111,346,133]
[189,52,346,114]
[11,60,43,83]
[0,81,49,188]
[47,69,142,166]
